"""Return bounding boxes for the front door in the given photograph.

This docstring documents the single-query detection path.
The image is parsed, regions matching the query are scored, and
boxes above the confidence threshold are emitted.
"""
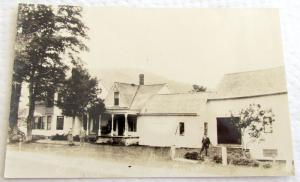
[116,115,125,136]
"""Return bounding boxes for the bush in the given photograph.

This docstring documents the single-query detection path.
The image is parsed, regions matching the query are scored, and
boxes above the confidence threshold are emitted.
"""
[51,134,67,140]
[184,152,203,160]
[230,157,259,167]
[73,135,80,142]
[7,127,26,143]
[213,155,222,164]
[31,135,47,141]
[262,163,272,168]
[51,134,83,142]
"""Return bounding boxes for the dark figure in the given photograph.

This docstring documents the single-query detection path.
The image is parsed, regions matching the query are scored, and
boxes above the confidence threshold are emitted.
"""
[200,134,210,157]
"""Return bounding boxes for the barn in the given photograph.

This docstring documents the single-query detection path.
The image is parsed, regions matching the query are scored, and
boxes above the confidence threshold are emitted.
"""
[206,67,293,161]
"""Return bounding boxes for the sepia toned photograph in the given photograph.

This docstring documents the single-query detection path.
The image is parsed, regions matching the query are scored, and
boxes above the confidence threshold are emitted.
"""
[4,4,295,178]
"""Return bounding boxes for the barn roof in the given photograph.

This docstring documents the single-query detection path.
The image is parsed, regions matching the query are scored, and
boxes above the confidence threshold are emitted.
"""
[210,66,287,99]
[140,93,209,115]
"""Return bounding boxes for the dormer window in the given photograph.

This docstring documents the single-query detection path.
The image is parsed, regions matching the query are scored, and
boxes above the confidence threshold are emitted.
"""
[114,92,119,106]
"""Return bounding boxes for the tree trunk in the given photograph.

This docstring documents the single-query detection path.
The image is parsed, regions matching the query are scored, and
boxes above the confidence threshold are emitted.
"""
[26,83,35,142]
[72,116,75,135]
[9,80,22,130]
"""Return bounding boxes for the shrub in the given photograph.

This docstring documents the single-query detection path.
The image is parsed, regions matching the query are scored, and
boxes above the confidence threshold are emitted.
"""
[51,134,84,142]
[51,134,67,140]
[73,135,80,142]
[184,152,204,160]
[7,127,26,143]
[262,163,272,168]
[230,157,259,167]
[31,135,46,141]
[213,155,222,164]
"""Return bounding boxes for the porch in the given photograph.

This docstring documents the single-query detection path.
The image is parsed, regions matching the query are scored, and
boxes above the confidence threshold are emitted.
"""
[84,112,139,145]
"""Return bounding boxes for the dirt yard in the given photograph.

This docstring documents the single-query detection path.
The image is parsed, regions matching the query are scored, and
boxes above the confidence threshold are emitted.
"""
[4,142,292,178]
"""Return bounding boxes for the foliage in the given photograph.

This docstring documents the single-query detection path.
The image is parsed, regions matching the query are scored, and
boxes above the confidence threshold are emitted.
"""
[184,152,203,160]
[213,155,222,164]
[88,98,106,121]
[191,84,207,92]
[10,4,89,141]
[57,63,104,125]
[231,104,275,139]
[230,104,275,156]
[230,157,259,167]
[7,127,26,143]
[51,134,81,142]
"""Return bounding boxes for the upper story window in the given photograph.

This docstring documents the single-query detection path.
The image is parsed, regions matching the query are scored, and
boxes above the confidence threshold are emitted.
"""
[114,92,119,106]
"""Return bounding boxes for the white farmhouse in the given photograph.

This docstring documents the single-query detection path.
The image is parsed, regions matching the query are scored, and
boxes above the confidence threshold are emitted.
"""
[26,67,293,162]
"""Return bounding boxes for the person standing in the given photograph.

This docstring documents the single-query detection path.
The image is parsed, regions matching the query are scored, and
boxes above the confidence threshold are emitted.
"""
[79,127,86,146]
[67,128,74,146]
[200,134,211,157]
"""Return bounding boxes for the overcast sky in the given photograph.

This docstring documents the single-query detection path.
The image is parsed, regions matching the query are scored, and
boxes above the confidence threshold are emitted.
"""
[80,8,284,88]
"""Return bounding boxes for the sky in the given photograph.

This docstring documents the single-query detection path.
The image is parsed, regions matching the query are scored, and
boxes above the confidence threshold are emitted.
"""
[81,8,284,89]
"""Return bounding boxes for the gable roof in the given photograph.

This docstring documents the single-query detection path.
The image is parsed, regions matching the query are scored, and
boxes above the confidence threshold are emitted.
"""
[130,84,167,110]
[210,66,288,99]
[105,82,167,110]
[140,93,209,115]
[104,82,139,109]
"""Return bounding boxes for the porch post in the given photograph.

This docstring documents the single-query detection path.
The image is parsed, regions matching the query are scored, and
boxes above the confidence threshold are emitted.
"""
[86,114,89,135]
[90,118,94,132]
[98,114,101,136]
[115,115,119,135]
[124,114,128,136]
[110,114,114,136]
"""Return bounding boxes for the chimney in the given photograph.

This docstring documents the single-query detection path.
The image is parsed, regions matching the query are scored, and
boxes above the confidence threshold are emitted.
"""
[139,74,144,85]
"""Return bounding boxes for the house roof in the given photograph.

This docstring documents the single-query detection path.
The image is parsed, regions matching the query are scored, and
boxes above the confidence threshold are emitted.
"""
[105,82,167,110]
[113,82,139,108]
[140,93,208,115]
[130,84,167,110]
[210,66,288,99]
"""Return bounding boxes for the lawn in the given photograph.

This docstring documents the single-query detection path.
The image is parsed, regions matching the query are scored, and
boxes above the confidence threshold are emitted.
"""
[4,142,292,178]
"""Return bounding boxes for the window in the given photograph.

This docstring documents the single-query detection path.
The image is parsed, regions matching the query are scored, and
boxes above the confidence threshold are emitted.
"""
[263,117,273,133]
[217,117,241,145]
[47,116,52,130]
[179,122,185,136]
[128,115,137,132]
[114,92,119,106]
[34,116,45,129]
[56,116,64,130]
[204,122,208,135]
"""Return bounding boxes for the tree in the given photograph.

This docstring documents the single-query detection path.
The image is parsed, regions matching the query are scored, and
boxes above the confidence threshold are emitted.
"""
[230,104,275,156]
[9,4,89,141]
[9,4,37,134]
[57,64,103,135]
[191,84,207,92]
